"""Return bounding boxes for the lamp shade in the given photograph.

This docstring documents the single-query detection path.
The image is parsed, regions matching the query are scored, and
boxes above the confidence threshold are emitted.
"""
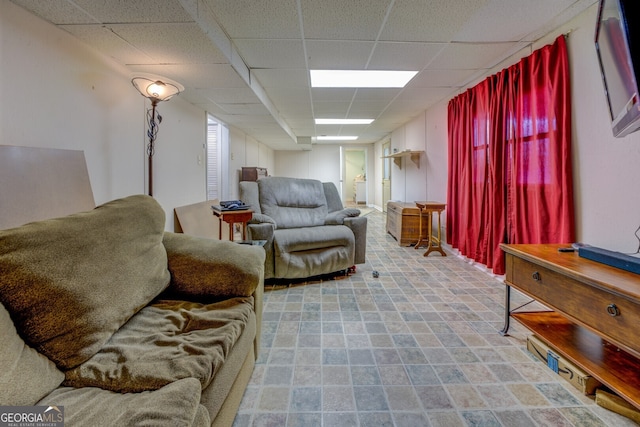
[131,73,184,103]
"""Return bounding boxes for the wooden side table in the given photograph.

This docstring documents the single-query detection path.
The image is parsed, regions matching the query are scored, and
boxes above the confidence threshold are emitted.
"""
[414,201,446,256]
[211,208,253,241]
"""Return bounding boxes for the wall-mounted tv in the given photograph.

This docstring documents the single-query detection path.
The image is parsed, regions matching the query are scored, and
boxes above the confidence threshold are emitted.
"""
[595,0,640,137]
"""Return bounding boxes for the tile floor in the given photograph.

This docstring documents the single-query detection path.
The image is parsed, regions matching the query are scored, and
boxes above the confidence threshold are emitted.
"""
[233,210,638,426]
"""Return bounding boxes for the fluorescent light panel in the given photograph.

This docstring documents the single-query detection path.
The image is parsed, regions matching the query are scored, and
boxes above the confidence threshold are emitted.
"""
[316,136,358,141]
[310,70,418,88]
[315,118,374,125]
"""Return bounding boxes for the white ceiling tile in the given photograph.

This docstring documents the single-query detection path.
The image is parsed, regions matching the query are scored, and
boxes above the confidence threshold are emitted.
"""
[204,0,300,39]
[353,88,401,102]
[300,0,390,40]
[306,40,374,69]
[233,39,306,68]
[380,0,491,42]
[429,42,520,70]
[74,0,193,23]
[453,0,580,42]
[266,88,312,106]
[312,102,351,116]
[252,69,309,88]
[11,0,97,24]
[368,42,446,70]
[60,24,154,64]
[311,88,357,103]
[109,23,229,64]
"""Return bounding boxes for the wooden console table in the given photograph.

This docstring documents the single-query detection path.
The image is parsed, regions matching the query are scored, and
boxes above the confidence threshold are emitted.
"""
[500,243,640,410]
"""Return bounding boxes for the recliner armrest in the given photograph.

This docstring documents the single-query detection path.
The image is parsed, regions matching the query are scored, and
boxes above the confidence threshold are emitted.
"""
[343,216,367,264]
[248,213,277,228]
[324,208,361,225]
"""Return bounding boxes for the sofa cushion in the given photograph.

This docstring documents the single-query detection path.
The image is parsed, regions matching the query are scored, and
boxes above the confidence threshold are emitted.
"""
[0,195,170,369]
[39,378,209,427]
[64,298,254,393]
[0,302,64,405]
[258,177,328,228]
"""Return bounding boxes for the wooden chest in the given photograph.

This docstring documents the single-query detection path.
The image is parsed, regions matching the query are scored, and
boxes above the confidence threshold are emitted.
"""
[386,201,425,246]
[241,167,268,181]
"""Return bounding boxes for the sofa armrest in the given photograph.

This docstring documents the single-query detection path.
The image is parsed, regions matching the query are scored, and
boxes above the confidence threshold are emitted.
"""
[162,232,265,300]
[344,216,367,264]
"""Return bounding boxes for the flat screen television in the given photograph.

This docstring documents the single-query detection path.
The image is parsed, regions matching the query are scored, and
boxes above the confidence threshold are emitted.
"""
[595,0,640,137]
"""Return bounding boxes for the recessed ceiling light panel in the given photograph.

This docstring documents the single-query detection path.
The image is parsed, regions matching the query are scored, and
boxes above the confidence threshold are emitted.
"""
[310,70,418,88]
[315,118,374,125]
[316,136,359,141]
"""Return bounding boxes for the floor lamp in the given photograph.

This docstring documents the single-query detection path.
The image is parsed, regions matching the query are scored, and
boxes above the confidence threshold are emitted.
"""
[131,74,184,196]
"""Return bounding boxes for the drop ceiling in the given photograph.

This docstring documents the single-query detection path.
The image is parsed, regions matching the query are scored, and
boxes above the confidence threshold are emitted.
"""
[11,0,597,150]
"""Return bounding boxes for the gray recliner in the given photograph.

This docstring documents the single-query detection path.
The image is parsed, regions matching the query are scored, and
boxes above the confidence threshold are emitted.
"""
[239,176,367,280]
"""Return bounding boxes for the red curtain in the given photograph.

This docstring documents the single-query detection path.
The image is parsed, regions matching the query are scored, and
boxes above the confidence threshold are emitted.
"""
[447,36,575,275]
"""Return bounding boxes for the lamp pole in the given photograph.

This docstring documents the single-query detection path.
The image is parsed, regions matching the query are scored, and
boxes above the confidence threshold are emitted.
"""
[146,99,161,197]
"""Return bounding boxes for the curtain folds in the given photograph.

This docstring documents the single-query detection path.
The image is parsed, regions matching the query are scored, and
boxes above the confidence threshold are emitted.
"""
[447,36,575,275]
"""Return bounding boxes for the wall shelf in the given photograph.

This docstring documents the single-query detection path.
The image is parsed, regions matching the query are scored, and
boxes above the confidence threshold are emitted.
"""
[382,150,424,169]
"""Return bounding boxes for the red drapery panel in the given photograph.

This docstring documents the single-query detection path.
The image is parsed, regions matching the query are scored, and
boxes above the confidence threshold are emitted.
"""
[447,36,575,275]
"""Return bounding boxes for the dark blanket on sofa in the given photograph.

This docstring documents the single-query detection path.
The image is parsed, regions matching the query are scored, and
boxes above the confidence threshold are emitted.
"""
[64,297,254,393]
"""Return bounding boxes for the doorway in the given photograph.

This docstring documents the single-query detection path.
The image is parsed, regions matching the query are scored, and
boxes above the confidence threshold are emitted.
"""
[206,114,229,201]
[342,148,367,206]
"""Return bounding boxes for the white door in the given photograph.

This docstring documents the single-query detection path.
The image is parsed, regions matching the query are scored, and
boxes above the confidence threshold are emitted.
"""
[382,141,391,212]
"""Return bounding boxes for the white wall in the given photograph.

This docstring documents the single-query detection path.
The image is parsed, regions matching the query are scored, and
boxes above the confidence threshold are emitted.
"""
[1,0,142,201]
[389,114,428,203]
[0,0,274,230]
[274,145,342,189]
[557,5,640,252]
[226,128,275,199]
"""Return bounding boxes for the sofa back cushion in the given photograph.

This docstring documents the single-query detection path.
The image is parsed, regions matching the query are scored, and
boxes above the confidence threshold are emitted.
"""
[0,302,64,405]
[0,195,170,369]
[258,177,328,229]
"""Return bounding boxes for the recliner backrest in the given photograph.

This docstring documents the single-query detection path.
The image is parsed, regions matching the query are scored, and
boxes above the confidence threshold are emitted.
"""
[322,182,344,213]
[258,177,328,229]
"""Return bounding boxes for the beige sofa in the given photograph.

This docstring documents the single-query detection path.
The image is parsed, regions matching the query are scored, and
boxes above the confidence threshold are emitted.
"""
[0,186,263,425]
[240,176,367,280]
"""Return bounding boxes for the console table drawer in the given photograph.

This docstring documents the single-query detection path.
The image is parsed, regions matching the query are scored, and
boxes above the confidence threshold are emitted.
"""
[508,256,640,356]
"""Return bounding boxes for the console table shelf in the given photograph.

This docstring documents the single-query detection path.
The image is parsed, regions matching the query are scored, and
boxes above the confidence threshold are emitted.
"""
[500,243,640,411]
[513,311,640,409]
